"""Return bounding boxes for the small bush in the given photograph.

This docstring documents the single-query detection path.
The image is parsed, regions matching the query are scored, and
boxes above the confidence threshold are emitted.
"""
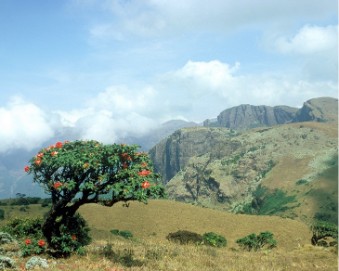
[49,214,91,257]
[202,232,227,247]
[0,209,4,220]
[236,231,277,251]
[20,238,47,257]
[296,179,308,185]
[1,218,43,239]
[110,229,133,239]
[167,230,203,245]
[311,221,338,247]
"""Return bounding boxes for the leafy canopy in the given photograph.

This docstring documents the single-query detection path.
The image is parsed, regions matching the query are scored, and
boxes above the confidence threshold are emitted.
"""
[25,140,165,206]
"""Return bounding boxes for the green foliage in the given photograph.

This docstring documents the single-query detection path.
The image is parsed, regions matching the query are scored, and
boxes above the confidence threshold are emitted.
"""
[311,221,338,247]
[20,238,47,257]
[24,140,165,257]
[50,214,91,257]
[110,229,133,239]
[202,232,227,247]
[241,185,296,215]
[296,179,308,185]
[0,209,4,220]
[1,218,43,239]
[167,230,203,245]
[236,231,277,251]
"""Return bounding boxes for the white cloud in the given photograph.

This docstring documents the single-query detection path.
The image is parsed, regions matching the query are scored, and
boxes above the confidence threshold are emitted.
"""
[84,0,336,41]
[275,25,338,54]
[0,59,337,154]
[0,97,54,152]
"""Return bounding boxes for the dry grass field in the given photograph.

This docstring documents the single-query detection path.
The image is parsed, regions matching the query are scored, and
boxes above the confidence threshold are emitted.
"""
[1,200,337,270]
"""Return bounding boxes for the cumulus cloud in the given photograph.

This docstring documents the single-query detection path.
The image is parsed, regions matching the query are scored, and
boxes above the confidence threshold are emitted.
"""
[0,59,337,154]
[275,25,338,54]
[156,60,337,119]
[54,85,158,144]
[0,97,54,152]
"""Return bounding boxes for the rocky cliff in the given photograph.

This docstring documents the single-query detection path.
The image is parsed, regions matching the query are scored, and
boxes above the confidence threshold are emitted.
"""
[149,97,338,223]
[203,97,338,131]
[204,104,298,130]
[293,97,338,123]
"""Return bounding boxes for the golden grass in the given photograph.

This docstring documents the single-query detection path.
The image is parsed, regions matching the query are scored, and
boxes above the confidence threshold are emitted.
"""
[1,200,337,270]
[10,239,338,271]
[79,200,312,250]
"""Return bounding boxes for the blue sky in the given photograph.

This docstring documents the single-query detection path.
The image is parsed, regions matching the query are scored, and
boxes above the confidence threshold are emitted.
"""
[0,0,337,152]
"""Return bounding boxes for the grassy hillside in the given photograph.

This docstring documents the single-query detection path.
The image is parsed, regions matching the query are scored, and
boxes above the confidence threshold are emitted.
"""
[79,200,311,249]
[0,200,337,270]
[164,122,338,224]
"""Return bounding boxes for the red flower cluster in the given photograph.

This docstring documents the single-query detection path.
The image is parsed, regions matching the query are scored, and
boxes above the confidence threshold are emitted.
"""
[55,141,63,148]
[141,181,151,189]
[38,240,46,247]
[138,170,151,177]
[25,239,31,245]
[35,159,42,166]
[53,181,63,189]
[71,235,77,241]
[24,166,30,172]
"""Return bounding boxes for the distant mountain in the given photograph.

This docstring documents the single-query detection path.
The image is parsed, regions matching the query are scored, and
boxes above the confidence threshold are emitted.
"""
[203,104,297,129]
[203,97,337,130]
[293,97,338,123]
[149,97,338,224]
[120,119,199,150]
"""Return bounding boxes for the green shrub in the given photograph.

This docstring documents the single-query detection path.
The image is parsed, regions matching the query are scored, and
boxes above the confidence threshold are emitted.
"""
[241,185,296,215]
[1,218,43,239]
[296,179,308,185]
[167,230,203,245]
[49,214,91,257]
[110,229,133,239]
[236,231,277,251]
[311,221,338,247]
[202,232,227,247]
[0,209,4,220]
[20,238,47,257]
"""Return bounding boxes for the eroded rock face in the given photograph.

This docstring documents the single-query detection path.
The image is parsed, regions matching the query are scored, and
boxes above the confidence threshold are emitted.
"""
[293,97,338,123]
[206,104,298,130]
[149,127,239,183]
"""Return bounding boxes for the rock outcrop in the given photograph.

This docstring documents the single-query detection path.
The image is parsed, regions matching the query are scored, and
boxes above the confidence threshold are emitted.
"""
[204,104,298,130]
[293,97,338,123]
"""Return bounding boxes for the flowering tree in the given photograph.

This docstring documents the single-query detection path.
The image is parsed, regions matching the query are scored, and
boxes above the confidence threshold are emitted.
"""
[25,140,165,256]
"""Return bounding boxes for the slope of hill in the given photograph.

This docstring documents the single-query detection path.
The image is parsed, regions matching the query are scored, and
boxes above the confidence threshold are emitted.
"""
[79,200,312,249]
[149,97,338,224]
[1,200,337,271]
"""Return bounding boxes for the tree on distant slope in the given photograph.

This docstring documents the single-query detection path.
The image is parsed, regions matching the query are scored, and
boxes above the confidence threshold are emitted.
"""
[25,140,165,256]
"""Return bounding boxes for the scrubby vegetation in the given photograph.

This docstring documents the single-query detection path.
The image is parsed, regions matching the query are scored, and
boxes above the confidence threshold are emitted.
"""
[240,185,297,215]
[236,231,277,251]
[311,221,338,247]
